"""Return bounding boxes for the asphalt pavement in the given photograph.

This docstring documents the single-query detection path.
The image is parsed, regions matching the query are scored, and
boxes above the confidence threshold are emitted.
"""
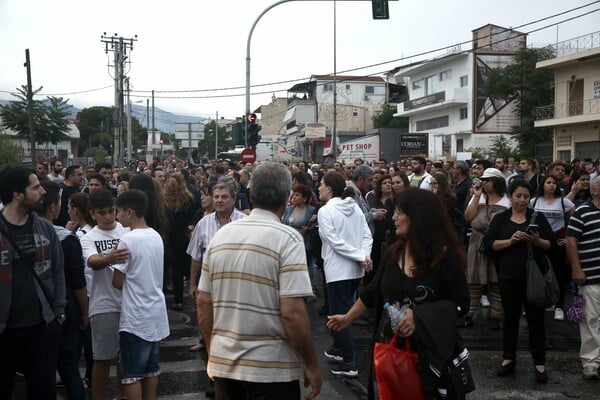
[12,278,599,400]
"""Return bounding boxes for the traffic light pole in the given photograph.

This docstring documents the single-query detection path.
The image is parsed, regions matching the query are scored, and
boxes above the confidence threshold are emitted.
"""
[245,0,392,151]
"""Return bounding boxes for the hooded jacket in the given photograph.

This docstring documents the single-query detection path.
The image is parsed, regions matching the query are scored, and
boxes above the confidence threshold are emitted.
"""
[318,197,373,283]
[0,212,66,333]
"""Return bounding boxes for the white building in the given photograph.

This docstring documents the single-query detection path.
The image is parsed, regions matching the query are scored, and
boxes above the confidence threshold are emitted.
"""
[393,24,525,160]
[535,31,600,160]
[0,117,80,162]
[258,74,389,161]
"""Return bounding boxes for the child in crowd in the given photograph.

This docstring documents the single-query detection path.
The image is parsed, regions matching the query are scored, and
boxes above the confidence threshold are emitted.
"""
[80,188,129,400]
[112,189,170,400]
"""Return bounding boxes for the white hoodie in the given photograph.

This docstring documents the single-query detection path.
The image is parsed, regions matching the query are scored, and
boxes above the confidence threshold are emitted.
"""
[318,197,373,284]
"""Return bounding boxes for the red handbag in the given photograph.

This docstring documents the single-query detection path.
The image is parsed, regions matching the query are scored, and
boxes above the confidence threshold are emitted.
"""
[374,332,425,400]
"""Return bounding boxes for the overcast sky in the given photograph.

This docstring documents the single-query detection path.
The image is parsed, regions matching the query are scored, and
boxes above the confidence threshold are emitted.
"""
[0,0,598,121]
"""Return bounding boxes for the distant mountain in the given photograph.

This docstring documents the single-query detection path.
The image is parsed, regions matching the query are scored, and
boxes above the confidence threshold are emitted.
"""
[0,99,205,133]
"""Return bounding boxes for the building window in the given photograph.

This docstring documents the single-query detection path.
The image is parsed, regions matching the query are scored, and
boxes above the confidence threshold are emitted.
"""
[324,83,333,91]
[346,84,351,90]
[459,107,468,120]
[457,139,464,152]
[459,75,468,87]
[439,69,452,81]
[412,79,423,90]
[352,110,358,117]
[415,115,449,131]
[425,75,437,95]
[365,85,375,94]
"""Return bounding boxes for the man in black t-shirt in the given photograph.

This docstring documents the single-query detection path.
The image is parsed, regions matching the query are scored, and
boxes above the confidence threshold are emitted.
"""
[56,165,84,227]
[0,166,66,400]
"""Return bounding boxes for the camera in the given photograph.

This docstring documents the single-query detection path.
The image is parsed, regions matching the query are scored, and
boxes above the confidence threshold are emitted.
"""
[472,177,482,188]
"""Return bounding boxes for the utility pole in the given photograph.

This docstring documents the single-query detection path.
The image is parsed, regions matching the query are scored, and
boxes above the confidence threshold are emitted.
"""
[24,49,36,162]
[101,33,137,167]
[126,78,132,163]
[215,111,219,160]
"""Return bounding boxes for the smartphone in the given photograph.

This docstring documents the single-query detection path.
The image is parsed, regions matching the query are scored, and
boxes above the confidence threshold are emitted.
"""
[527,224,539,234]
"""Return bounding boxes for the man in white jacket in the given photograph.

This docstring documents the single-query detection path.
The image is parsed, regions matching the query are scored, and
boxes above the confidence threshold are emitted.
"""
[318,172,373,378]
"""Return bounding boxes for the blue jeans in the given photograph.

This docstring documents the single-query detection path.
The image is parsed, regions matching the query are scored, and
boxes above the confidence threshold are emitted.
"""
[327,278,362,363]
[58,325,85,399]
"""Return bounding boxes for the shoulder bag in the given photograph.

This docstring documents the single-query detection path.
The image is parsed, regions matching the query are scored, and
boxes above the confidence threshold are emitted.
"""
[525,212,559,309]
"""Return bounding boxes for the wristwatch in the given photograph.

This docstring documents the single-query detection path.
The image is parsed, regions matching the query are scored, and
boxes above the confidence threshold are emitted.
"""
[56,314,66,324]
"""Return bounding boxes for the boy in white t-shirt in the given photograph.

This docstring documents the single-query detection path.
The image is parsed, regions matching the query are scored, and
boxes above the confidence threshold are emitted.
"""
[80,188,129,400]
[112,189,170,399]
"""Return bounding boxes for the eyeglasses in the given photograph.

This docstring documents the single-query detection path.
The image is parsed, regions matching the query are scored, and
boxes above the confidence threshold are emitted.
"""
[480,178,490,182]
[430,181,438,185]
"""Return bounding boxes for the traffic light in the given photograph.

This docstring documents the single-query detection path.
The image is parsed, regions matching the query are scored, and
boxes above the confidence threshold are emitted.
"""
[371,0,389,19]
[246,113,261,150]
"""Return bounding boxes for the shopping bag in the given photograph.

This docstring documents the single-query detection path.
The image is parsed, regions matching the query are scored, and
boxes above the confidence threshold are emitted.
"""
[374,333,425,400]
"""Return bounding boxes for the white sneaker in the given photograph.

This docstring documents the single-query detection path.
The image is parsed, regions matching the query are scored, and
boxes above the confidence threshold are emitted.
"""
[480,295,490,307]
[554,308,565,321]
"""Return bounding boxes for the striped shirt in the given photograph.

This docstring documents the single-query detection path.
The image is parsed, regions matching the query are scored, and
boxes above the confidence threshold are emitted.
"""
[186,209,247,262]
[566,202,600,285]
[198,208,313,383]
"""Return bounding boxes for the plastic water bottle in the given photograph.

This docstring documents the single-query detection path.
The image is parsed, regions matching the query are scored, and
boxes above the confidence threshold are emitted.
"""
[384,301,406,333]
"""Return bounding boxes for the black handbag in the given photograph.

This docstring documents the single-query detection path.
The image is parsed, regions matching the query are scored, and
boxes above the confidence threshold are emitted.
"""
[525,213,559,309]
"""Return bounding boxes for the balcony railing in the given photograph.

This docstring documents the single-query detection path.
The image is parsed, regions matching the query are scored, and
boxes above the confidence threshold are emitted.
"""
[551,31,600,58]
[536,99,600,120]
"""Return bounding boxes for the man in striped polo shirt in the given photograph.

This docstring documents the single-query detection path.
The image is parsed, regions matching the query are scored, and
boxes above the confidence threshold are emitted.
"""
[197,162,322,400]
[567,175,600,380]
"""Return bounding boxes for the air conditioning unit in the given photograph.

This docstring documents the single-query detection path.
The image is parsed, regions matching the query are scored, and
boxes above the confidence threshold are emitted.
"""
[364,95,370,101]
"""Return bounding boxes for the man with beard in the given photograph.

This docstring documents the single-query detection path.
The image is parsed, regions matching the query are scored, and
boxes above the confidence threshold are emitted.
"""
[56,165,84,227]
[47,159,65,184]
[0,166,66,400]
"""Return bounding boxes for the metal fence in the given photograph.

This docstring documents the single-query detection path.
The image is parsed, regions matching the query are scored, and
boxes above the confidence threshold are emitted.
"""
[536,98,600,120]
[552,31,600,58]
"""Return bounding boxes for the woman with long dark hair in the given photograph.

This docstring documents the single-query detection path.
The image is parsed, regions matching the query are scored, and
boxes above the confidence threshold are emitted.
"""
[482,180,555,383]
[530,175,575,320]
[129,173,170,290]
[327,188,469,399]
[366,174,395,284]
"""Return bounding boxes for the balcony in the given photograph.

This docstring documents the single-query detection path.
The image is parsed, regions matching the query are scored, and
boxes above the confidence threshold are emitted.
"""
[552,31,600,58]
[395,88,468,117]
[535,99,600,127]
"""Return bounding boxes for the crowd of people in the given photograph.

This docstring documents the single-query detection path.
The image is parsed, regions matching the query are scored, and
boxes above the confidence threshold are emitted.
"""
[0,152,598,400]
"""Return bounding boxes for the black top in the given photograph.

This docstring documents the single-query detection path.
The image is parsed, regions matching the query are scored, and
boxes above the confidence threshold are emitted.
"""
[56,183,81,227]
[3,215,43,328]
[360,249,469,342]
[452,176,472,211]
[482,208,555,281]
[61,234,86,329]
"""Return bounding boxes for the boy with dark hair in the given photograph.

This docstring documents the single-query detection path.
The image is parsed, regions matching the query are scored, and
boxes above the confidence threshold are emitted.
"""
[112,189,169,400]
[80,188,129,400]
[39,180,89,399]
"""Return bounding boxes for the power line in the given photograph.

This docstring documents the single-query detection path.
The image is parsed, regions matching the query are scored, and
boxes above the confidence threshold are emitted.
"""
[127,8,600,100]
[127,1,600,96]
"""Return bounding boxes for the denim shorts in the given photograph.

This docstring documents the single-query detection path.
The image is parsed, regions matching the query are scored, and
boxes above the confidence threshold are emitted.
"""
[119,331,161,384]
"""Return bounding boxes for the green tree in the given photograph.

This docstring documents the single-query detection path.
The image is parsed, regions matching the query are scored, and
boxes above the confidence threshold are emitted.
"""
[0,85,72,159]
[76,106,146,157]
[373,106,409,129]
[198,121,232,157]
[482,47,555,157]
[489,135,516,159]
[0,133,24,165]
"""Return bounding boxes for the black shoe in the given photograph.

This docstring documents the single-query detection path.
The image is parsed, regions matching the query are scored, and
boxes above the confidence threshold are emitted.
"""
[331,361,358,377]
[324,347,343,362]
[497,360,516,377]
[534,367,548,383]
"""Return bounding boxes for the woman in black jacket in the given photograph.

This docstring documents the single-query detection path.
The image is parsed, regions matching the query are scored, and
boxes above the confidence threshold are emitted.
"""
[481,180,555,383]
[327,188,469,399]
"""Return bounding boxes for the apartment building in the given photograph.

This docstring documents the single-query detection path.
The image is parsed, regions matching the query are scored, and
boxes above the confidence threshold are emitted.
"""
[535,31,600,160]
